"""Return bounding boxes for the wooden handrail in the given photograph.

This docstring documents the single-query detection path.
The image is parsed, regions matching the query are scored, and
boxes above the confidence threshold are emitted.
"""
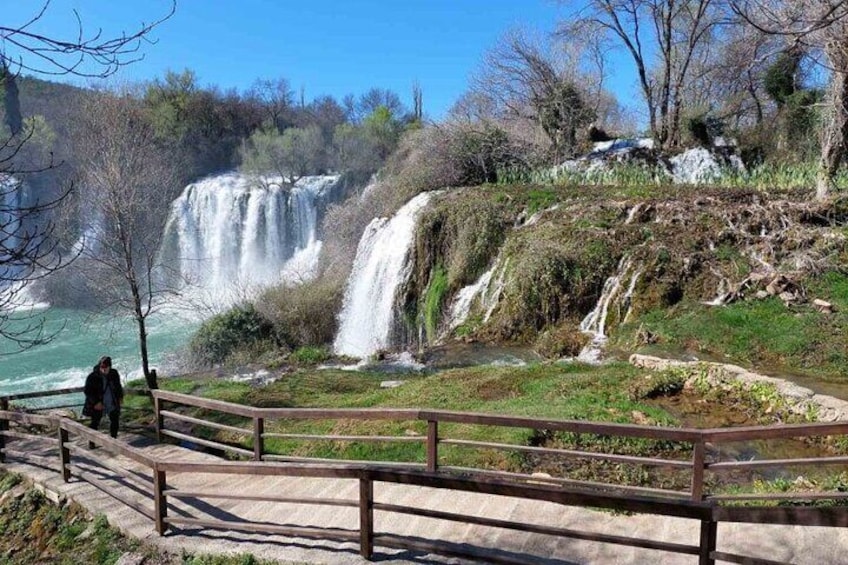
[6,387,848,564]
[150,387,848,507]
[1,386,84,402]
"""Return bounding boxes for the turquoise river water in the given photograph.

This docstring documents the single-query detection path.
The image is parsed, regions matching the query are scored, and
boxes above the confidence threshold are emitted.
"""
[0,307,197,398]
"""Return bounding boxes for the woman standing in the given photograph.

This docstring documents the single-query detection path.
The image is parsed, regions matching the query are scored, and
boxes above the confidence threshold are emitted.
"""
[84,356,124,446]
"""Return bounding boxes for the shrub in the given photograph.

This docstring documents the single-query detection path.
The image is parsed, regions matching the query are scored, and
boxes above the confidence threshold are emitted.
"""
[189,304,275,366]
[256,278,343,350]
[534,324,588,359]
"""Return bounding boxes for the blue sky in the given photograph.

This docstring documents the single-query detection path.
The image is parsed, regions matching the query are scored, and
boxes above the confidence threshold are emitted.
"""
[4,1,638,120]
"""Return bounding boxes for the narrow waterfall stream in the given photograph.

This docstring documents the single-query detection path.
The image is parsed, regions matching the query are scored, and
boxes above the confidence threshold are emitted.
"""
[578,256,641,363]
[333,191,435,359]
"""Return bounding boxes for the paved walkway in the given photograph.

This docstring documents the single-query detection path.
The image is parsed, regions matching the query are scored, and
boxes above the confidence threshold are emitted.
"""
[4,434,848,565]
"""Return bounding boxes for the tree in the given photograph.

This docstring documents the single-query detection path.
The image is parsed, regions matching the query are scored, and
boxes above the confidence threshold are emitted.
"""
[145,69,199,143]
[0,1,174,350]
[563,0,723,148]
[247,77,295,132]
[362,106,402,161]
[241,126,325,186]
[74,93,182,389]
[730,0,848,198]
[412,81,424,122]
[474,30,595,160]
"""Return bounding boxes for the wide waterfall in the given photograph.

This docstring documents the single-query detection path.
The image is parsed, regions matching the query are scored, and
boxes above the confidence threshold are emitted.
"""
[333,191,434,358]
[159,173,339,303]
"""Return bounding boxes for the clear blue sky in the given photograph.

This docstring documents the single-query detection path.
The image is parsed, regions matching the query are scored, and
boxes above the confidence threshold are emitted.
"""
[4,1,637,120]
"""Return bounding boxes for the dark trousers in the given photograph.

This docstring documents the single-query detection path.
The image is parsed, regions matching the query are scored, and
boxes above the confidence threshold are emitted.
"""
[89,409,120,446]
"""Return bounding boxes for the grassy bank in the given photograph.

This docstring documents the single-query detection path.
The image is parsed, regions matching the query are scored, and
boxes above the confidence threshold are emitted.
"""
[138,362,676,470]
[616,272,848,380]
[0,470,281,565]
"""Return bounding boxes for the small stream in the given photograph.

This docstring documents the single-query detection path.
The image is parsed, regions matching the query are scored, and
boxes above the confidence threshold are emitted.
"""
[650,390,845,482]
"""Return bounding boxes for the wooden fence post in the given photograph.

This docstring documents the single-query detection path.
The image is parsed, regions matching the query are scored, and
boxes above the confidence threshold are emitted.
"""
[699,518,717,565]
[154,395,163,443]
[58,425,71,482]
[691,438,706,501]
[426,420,438,472]
[0,397,8,464]
[253,416,264,461]
[153,464,168,535]
[359,475,374,560]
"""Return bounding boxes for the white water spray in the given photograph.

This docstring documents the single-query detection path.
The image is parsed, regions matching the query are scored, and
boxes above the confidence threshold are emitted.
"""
[333,192,435,358]
[577,257,640,363]
[159,173,338,304]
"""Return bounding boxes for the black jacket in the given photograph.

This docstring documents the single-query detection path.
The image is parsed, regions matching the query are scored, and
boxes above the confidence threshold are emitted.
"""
[84,367,124,409]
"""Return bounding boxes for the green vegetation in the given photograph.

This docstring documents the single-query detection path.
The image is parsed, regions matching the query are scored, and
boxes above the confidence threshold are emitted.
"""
[289,346,331,365]
[158,362,679,471]
[189,304,275,366]
[0,470,282,564]
[619,272,848,379]
[423,264,448,340]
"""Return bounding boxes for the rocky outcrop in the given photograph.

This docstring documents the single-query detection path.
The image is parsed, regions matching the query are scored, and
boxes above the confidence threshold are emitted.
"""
[630,354,848,422]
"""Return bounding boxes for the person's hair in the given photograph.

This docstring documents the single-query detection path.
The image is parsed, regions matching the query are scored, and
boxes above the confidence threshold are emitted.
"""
[99,356,112,369]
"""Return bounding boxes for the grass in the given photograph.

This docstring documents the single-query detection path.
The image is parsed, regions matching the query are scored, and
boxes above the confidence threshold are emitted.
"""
[152,362,681,472]
[504,157,848,196]
[0,470,280,564]
[289,346,331,365]
[620,272,848,379]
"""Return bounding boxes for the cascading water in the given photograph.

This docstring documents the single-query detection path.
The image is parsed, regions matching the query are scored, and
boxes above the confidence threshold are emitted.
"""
[158,173,338,303]
[447,265,496,332]
[577,256,641,363]
[0,175,49,312]
[444,257,509,338]
[333,191,435,358]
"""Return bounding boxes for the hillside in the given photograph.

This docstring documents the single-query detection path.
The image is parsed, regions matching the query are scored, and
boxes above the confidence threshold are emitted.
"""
[394,184,848,379]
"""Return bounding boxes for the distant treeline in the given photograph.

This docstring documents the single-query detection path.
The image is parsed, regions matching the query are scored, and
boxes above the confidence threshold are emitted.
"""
[2,70,422,191]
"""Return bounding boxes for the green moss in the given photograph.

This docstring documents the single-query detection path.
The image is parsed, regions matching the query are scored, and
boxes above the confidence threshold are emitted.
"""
[289,346,331,365]
[423,264,448,341]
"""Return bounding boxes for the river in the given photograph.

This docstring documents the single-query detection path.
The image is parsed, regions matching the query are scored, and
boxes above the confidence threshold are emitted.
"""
[0,306,197,397]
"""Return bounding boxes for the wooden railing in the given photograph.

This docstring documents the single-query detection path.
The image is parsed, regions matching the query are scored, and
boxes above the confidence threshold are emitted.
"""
[4,387,848,564]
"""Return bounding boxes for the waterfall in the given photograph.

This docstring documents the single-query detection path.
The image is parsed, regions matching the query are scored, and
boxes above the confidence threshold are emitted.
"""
[333,191,435,359]
[447,265,496,332]
[443,257,509,337]
[577,257,641,363]
[159,173,338,303]
[0,175,49,312]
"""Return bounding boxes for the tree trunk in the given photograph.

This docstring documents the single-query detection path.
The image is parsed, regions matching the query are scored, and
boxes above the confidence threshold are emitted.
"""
[818,49,848,201]
[136,311,157,390]
[1,64,22,137]
[130,277,157,390]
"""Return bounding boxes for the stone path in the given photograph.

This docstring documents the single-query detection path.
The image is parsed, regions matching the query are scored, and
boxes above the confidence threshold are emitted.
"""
[4,434,848,564]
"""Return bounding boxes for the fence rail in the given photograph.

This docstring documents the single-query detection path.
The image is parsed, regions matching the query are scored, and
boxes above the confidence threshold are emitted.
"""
[3,387,848,564]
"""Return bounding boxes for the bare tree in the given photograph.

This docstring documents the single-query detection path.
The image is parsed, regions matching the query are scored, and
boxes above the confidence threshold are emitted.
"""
[74,93,182,388]
[412,81,424,122]
[1,1,175,77]
[730,0,848,198]
[473,30,595,161]
[0,1,174,350]
[562,0,724,148]
[247,77,295,132]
